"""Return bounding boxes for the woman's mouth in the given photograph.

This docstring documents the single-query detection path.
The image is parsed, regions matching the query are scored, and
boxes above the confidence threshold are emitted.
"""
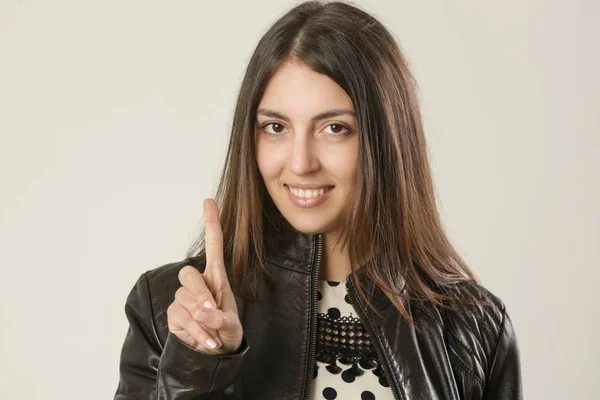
[284,184,335,208]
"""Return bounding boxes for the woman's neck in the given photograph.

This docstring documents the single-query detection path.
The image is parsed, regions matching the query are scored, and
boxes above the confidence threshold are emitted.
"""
[319,232,351,282]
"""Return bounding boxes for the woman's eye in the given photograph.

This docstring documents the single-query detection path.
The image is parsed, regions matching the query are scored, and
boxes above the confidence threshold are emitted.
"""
[323,123,351,136]
[262,122,288,135]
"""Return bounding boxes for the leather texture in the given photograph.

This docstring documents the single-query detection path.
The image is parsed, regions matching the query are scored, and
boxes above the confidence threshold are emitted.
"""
[115,207,522,399]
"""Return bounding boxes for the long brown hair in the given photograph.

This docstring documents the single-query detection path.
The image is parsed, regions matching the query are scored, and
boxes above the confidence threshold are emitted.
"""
[188,0,480,322]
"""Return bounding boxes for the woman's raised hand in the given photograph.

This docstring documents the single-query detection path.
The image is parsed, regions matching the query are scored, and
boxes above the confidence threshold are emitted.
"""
[167,198,243,354]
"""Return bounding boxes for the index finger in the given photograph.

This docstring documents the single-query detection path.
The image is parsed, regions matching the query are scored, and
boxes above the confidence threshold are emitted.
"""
[203,198,226,279]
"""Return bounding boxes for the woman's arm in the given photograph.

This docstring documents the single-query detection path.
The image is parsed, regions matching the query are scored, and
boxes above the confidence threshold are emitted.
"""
[114,272,249,400]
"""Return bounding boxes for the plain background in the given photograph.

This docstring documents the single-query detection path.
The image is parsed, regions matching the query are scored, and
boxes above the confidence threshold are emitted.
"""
[1,0,598,398]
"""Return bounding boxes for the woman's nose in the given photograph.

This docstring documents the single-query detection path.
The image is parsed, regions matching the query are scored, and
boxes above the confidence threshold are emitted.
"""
[289,134,320,175]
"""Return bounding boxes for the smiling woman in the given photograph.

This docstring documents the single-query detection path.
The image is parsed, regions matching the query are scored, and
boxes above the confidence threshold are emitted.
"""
[115,1,522,399]
[255,59,359,261]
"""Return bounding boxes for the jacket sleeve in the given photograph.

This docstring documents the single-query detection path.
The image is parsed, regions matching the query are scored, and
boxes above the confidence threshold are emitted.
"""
[482,306,523,399]
[114,272,250,400]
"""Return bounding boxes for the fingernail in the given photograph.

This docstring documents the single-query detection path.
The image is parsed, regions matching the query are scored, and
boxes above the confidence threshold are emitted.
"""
[203,300,216,309]
[206,338,217,349]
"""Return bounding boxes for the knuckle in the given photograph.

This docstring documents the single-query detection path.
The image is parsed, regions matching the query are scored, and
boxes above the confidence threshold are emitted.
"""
[166,303,175,318]
[178,265,194,281]
[175,287,192,305]
[167,301,180,314]
[167,303,181,324]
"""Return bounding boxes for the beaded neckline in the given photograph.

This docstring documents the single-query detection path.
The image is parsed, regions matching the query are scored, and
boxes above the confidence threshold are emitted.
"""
[314,305,389,386]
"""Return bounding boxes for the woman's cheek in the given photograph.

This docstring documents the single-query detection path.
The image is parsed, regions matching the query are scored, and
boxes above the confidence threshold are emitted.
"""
[256,140,287,178]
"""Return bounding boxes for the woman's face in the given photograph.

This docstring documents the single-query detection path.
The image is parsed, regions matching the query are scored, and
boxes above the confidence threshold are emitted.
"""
[255,58,358,236]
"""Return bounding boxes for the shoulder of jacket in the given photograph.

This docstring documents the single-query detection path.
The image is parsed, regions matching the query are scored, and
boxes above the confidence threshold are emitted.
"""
[412,279,508,390]
[450,281,505,340]
[446,280,507,388]
[144,256,206,288]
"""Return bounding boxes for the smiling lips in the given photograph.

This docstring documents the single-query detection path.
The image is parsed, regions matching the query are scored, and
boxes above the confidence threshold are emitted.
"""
[284,184,334,207]
[286,185,333,198]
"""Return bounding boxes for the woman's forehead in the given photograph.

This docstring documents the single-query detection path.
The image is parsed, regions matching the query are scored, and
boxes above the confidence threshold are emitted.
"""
[258,62,354,121]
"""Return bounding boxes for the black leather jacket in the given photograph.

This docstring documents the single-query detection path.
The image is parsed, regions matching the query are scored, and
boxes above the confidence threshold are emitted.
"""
[115,211,522,400]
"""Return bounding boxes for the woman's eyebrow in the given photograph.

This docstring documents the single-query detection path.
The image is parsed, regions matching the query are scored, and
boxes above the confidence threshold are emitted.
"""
[256,108,356,122]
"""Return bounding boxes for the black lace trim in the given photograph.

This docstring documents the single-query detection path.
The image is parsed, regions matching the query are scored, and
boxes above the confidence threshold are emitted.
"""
[314,311,388,383]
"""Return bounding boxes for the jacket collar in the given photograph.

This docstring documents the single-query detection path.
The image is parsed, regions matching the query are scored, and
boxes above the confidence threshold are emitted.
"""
[262,200,398,311]
[262,199,316,275]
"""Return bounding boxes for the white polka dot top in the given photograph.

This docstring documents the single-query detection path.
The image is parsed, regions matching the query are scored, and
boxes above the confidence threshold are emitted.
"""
[310,280,395,400]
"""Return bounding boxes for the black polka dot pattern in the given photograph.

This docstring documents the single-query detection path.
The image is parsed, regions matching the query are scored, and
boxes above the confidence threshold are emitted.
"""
[311,280,394,399]
[342,369,356,383]
[327,307,341,320]
[323,387,337,399]
[360,359,377,369]
[326,363,342,374]
[361,391,375,400]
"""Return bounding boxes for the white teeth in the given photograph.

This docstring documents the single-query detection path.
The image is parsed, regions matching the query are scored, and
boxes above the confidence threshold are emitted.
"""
[289,186,328,199]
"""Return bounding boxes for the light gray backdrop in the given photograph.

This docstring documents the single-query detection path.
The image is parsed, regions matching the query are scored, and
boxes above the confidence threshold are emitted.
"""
[1,0,598,399]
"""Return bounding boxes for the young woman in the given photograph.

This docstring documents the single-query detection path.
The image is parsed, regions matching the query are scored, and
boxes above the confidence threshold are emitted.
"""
[115,1,522,399]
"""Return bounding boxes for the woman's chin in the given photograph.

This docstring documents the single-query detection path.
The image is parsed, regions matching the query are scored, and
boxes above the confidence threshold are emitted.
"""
[282,214,335,236]
[271,195,343,235]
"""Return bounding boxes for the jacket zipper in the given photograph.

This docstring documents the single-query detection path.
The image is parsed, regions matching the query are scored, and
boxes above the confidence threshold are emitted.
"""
[345,278,401,400]
[303,233,323,400]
